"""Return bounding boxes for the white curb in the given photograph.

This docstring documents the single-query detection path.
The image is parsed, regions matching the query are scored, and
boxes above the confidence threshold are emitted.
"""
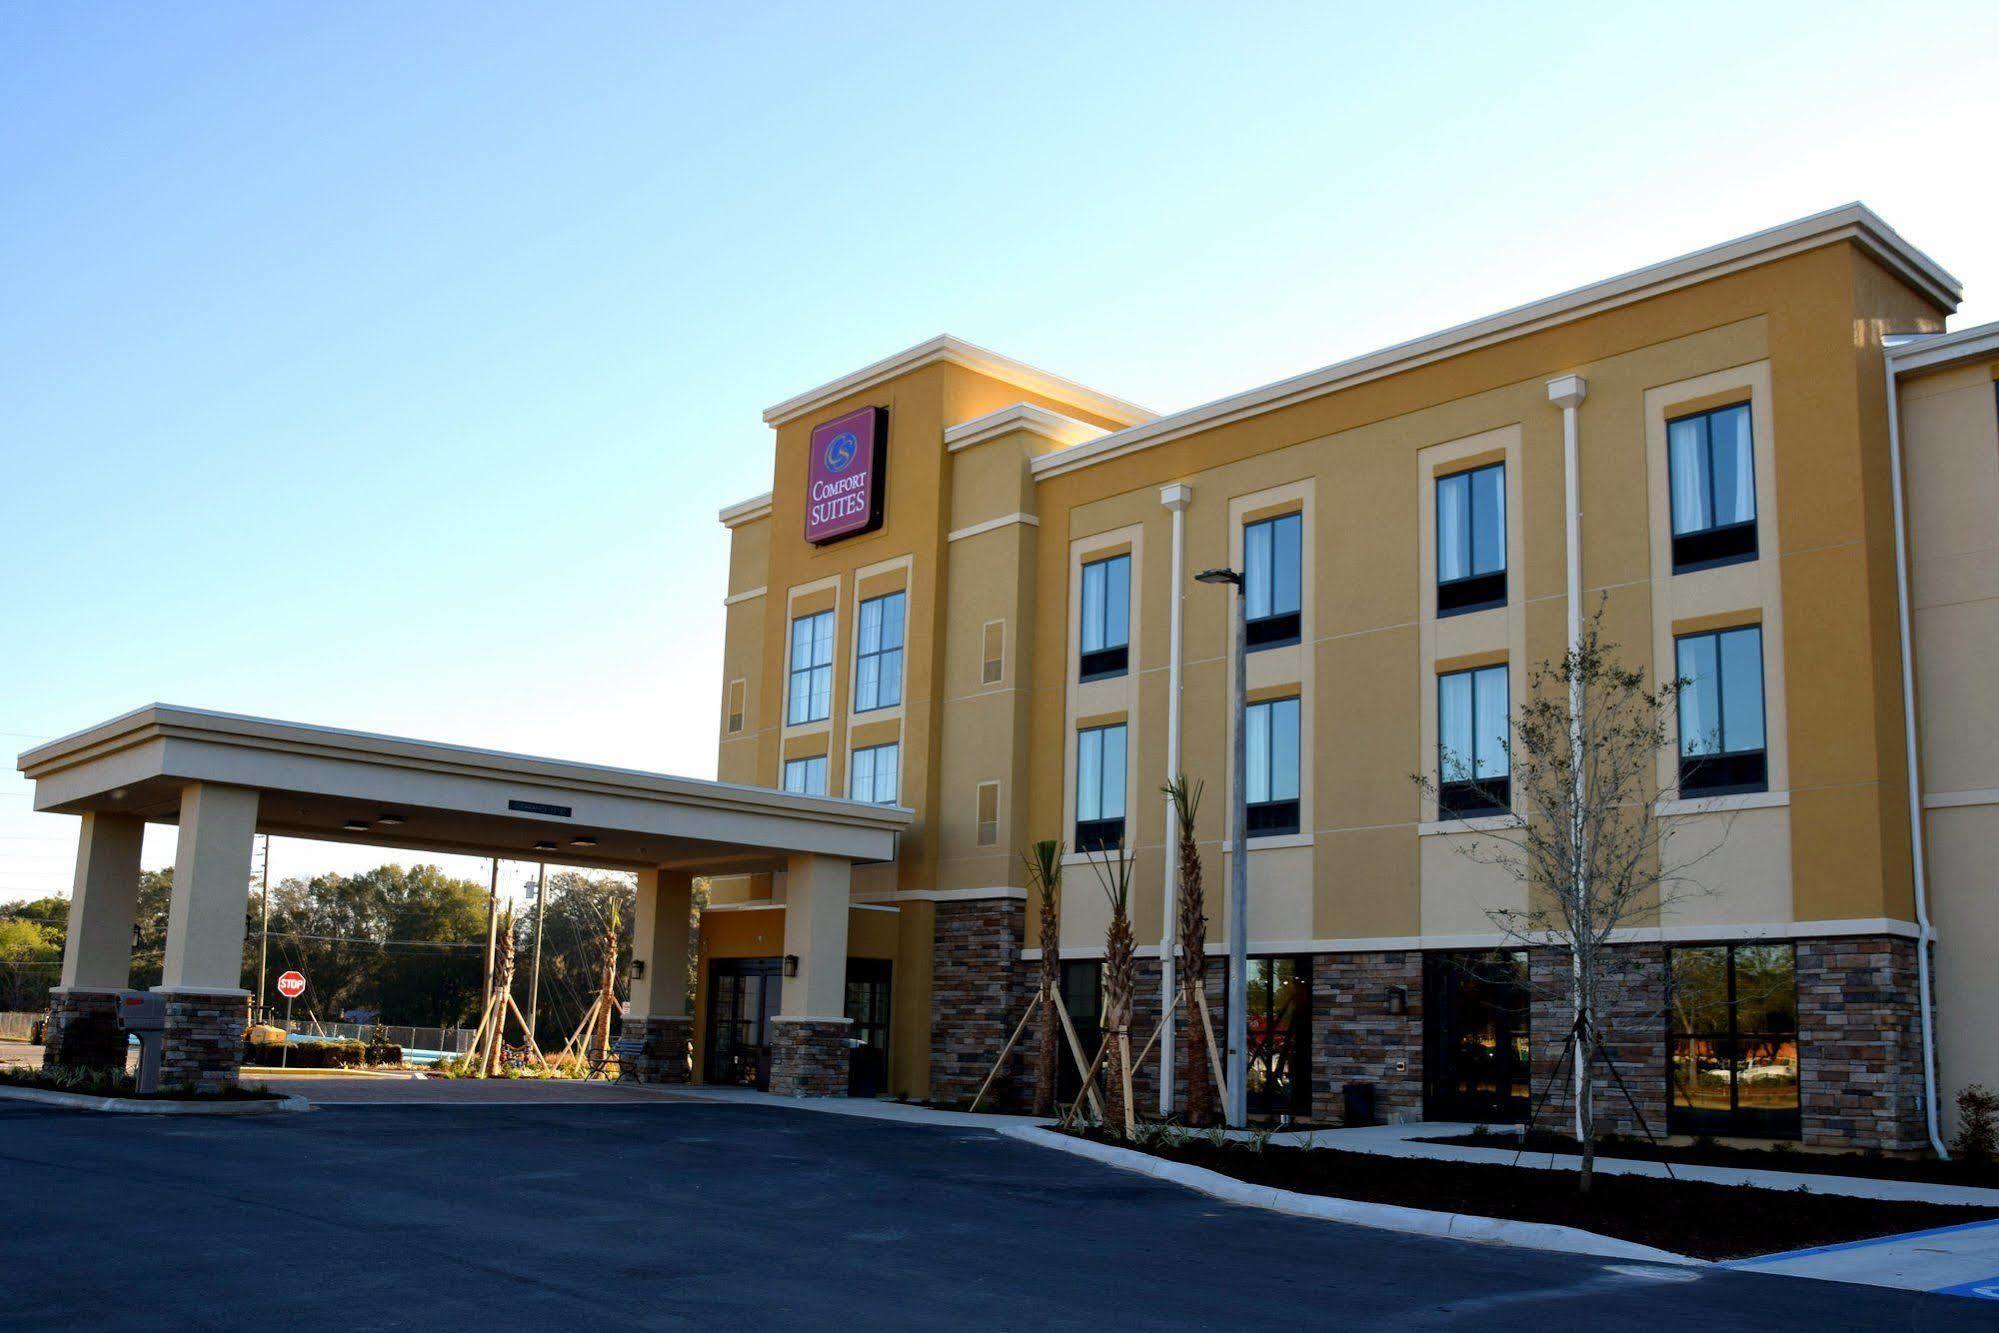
[0,1085,312,1116]
[1001,1125,1703,1267]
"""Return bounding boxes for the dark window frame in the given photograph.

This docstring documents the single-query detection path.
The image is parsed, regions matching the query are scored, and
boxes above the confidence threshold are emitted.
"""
[1074,722,1127,852]
[1243,511,1303,651]
[1436,461,1507,616]
[1675,625,1768,797]
[782,754,827,797]
[847,742,899,805]
[1668,402,1759,573]
[1238,954,1312,1120]
[1245,695,1301,837]
[1078,553,1132,682]
[1666,942,1800,1139]
[1437,664,1511,817]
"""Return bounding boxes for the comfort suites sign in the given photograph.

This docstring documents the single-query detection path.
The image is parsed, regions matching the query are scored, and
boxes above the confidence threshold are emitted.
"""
[804,405,887,544]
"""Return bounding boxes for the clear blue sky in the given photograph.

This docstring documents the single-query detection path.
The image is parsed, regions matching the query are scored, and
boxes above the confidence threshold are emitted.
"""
[4,2,1995,903]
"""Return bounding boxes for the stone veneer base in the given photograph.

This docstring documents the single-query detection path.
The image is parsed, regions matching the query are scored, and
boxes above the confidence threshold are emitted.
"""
[160,991,250,1093]
[635,1014,693,1084]
[769,1018,851,1098]
[43,988,127,1072]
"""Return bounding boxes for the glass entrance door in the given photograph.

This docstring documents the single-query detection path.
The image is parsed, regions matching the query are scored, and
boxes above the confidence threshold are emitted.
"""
[1423,951,1530,1123]
[706,958,782,1089]
[1243,956,1311,1120]
[845,959,892,1098]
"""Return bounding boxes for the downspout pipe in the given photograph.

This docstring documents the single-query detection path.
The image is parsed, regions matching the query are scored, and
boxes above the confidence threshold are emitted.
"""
[1158,483,1193,1117]
[1548,374,1588,1145]
[1883,346,1948,1159]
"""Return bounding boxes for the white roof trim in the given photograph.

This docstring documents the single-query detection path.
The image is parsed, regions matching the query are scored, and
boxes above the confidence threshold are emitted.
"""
[944,402,1109,453]
[762,334,1154,429]
[718,492,772,528]
[1031,203,1962,481]
[1888,319,1999,375]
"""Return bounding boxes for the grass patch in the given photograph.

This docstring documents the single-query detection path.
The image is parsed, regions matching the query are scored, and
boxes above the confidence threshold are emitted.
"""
[1424,1127,1999,1189]
[1065,1126,1998,1260]
[1,1064,282,1102]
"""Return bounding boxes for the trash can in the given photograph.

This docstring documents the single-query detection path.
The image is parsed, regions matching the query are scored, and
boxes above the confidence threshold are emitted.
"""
[1342,1081,1377,1127]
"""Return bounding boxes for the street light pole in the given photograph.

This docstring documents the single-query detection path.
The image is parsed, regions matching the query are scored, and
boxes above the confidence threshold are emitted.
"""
[528,862,547,1040]
[256,834,271,1019]
[1198,564,1251,1129]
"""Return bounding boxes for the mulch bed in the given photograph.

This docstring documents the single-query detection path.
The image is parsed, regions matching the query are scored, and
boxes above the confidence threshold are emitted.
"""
[1424,1128,1999,1190]
[0,1070,281,1102]
[1069,1129,1998,1260]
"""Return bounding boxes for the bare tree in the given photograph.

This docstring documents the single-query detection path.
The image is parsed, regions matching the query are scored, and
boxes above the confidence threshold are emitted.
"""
[1426,610,1724,1193]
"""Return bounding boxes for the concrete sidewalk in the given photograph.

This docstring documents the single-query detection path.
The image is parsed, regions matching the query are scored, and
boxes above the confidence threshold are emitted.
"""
[1726,1219,1999,1301]
[1275,1120,1999,1207]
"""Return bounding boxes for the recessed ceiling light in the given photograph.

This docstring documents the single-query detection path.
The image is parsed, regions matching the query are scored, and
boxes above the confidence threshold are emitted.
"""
[377,813,407,826]
[570,836,598,848]
[343,819,371,832]
[533,840,558,852]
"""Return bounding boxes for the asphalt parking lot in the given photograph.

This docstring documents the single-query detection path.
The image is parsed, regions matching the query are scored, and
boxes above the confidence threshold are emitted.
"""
[0,1100,1989,1329]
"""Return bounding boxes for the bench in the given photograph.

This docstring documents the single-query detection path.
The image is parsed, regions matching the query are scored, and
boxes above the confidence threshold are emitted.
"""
[593,1036,648,1082]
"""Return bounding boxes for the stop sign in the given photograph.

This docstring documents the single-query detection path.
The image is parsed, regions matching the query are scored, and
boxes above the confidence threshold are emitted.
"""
[277,970,306,999]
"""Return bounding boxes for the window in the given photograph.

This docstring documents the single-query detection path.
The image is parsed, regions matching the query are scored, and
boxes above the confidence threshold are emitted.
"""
[1669,943,1799,1138]
[848,743,899,805]
[1438,665,1510,816]
[1668,402,1757,572]
[782,755,827,796]
[1074,723,1127,852]
[1243,512,1302,649]
[975,781,1001,847]
[852,592,905,713]
[1240,955,1312,1120]
[725,679,745,735]
[1057,960,1103,1102]
[1676,625,1766,796]
[982,620,1006,686]
[1244,696,1301,835]
[786,610,835,725]
[1436,463,1506,615]
[1079,555,1131,681]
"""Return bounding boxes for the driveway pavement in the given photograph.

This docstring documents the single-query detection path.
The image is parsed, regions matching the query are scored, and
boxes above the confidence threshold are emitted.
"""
[0,1100,1990,1329]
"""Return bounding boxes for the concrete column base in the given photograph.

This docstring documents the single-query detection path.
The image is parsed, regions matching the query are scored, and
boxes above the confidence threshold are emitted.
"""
[769,1017,852,1098]
[43,989,127,1072]
[160,991,250,1093]
[636,1015,692,1084]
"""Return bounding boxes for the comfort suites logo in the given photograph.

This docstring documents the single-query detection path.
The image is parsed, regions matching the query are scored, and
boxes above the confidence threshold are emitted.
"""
[805,405,886,545]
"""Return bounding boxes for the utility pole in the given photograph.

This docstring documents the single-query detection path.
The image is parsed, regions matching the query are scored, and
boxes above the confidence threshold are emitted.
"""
[256,834,271,1018]
[482,858,500,1020]
[527,863,547,1041]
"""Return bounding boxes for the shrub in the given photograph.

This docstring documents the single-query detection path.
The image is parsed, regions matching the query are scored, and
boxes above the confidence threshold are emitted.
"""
[241,1038,369,1069]
[1953,1085,1999,1164]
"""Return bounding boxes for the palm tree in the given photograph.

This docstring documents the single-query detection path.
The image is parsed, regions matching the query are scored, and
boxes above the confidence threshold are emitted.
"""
[1025,840,1063,1117]
[1091,841,1137,1138]
[1164,775,1215,1127]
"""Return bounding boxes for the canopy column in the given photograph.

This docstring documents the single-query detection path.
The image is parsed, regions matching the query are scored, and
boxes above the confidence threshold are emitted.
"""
[629,867,694,1083]
[157,782,259,1091]
[770,852,852,1097]
[44,811,145,1071]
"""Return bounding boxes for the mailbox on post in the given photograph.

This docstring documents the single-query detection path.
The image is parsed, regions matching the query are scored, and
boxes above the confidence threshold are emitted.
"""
[117,990,165,1094]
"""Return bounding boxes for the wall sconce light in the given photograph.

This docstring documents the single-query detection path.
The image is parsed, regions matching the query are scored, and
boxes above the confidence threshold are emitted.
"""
[783,955,799,978]
[629,959,646,980]
[1388,985,1408,1016]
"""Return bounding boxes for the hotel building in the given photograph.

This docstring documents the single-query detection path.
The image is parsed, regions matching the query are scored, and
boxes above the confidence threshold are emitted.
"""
[695,203,1998,1150]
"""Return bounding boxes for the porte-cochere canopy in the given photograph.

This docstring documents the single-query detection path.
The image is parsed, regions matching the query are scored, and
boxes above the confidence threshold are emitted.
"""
[18,704,910,1091]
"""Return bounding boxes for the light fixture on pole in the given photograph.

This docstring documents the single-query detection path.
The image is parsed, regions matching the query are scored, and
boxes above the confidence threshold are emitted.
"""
[1196,564,1251,1129]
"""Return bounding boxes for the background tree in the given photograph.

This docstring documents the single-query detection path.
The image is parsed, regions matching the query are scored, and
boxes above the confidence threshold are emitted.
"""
[0,897,66,1011]
[517,870,634,1051]
[1432,612,1717,1193]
